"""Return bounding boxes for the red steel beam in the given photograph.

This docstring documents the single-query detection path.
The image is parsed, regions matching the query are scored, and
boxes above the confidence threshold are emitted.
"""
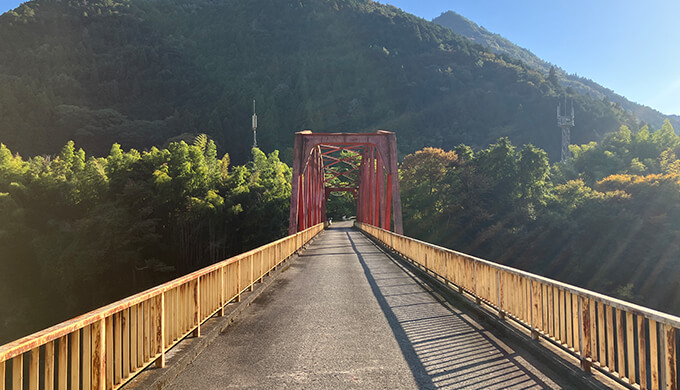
[376,151,383,227]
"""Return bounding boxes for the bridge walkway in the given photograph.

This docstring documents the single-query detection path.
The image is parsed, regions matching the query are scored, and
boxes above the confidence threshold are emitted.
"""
[164,222,567,389]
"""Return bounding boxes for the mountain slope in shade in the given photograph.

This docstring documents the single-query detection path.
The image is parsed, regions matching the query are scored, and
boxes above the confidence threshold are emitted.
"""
[0,0,635,162]
[433,10,680,131]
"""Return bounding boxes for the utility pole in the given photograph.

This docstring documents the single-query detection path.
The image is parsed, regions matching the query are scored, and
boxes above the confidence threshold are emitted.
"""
[557,97,574,162]
[252,99,258,148]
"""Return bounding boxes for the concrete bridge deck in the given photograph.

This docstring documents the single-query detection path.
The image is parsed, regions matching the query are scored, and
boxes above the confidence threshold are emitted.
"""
[152,222,578,389]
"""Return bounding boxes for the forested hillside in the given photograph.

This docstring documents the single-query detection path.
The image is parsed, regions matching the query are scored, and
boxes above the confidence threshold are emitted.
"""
[0,138,291,343]
[433,10,680,131]
[0,0,635,163]
[401,120,680,316]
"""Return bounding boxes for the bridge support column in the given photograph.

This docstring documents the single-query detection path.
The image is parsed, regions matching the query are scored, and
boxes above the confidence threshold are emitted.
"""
[377,152,384,229]
[383,174,392,230]
[387,132,403,235]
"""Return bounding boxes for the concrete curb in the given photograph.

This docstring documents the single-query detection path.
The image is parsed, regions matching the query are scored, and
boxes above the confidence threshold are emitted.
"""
[123,232,324,390]
[359,230,625,390]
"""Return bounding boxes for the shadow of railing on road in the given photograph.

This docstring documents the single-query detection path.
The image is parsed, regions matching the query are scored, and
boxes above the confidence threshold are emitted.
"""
[346,231,560,390]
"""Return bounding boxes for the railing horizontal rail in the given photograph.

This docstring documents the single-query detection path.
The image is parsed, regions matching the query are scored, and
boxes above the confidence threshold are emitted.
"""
[357,222,679,390]
[0,223,324,390]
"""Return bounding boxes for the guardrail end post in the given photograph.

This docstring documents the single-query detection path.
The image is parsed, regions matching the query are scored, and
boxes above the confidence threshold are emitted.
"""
[580,358,592,373]
[475,297,482,305]
[498,310,506,320]
[458,285,464,294]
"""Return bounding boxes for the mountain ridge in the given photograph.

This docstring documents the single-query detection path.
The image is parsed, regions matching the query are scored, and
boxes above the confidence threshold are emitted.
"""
[432,10,680,131]
[0,0,635,162]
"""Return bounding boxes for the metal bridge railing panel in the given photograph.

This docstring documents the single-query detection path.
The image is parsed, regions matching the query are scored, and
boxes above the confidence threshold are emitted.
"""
[0,223,324,390]
[356,221,678,390]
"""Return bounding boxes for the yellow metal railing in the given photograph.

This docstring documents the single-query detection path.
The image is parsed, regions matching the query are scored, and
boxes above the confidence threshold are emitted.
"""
[0,223,324,390]
[357,222,678,390]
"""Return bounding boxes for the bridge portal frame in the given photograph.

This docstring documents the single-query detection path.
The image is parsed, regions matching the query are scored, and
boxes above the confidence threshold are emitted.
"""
[289,131,403,235]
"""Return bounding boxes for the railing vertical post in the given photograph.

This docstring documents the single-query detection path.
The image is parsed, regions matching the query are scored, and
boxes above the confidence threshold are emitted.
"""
[498,270,505,320]
[12,354,22,390]
[105,316,113,390]
[662,322,667,389]
[249,255,254,292]
[155,293,165,368]
[193,279,201,338]
[474,261,481,304]
[578,296,592,372]
[45,340,54,390]
[57,338,68,388]
[638,316,647,389]
[0,360,5,390]
[457,257,463,294]
[235,258,242,302]
[29,349,38,390]
[662,324,677,390]
[530,281,539,340]
[261,251,265,279]
[218,266,225,316]
[92,319,105,390]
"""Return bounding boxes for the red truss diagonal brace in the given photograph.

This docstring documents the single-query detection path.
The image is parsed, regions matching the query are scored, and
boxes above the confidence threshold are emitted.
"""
[289,131,403,235]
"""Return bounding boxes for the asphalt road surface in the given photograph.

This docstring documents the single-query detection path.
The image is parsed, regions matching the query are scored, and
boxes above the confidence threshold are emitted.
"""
[166,222,568,389]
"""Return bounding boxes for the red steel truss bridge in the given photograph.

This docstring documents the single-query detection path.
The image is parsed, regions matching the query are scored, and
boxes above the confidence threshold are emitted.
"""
[288,130,403,235]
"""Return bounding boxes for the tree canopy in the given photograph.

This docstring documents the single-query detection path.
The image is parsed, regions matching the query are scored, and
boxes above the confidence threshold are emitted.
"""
[401,121,680,316]
[0,137,290,344]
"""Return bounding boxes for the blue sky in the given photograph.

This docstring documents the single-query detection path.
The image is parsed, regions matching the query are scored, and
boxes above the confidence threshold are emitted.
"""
[1,0,679,116]
[381,0,680,116]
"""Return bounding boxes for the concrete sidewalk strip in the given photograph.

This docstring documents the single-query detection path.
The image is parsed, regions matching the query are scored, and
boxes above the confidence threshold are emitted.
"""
[128,222,586,389]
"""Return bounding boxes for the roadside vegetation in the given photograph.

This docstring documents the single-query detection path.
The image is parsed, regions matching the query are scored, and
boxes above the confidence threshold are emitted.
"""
[401,120,680,316]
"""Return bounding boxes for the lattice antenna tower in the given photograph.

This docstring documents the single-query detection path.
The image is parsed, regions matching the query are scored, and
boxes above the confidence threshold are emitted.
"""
[557,97,575,162]
[252,99,258,148]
